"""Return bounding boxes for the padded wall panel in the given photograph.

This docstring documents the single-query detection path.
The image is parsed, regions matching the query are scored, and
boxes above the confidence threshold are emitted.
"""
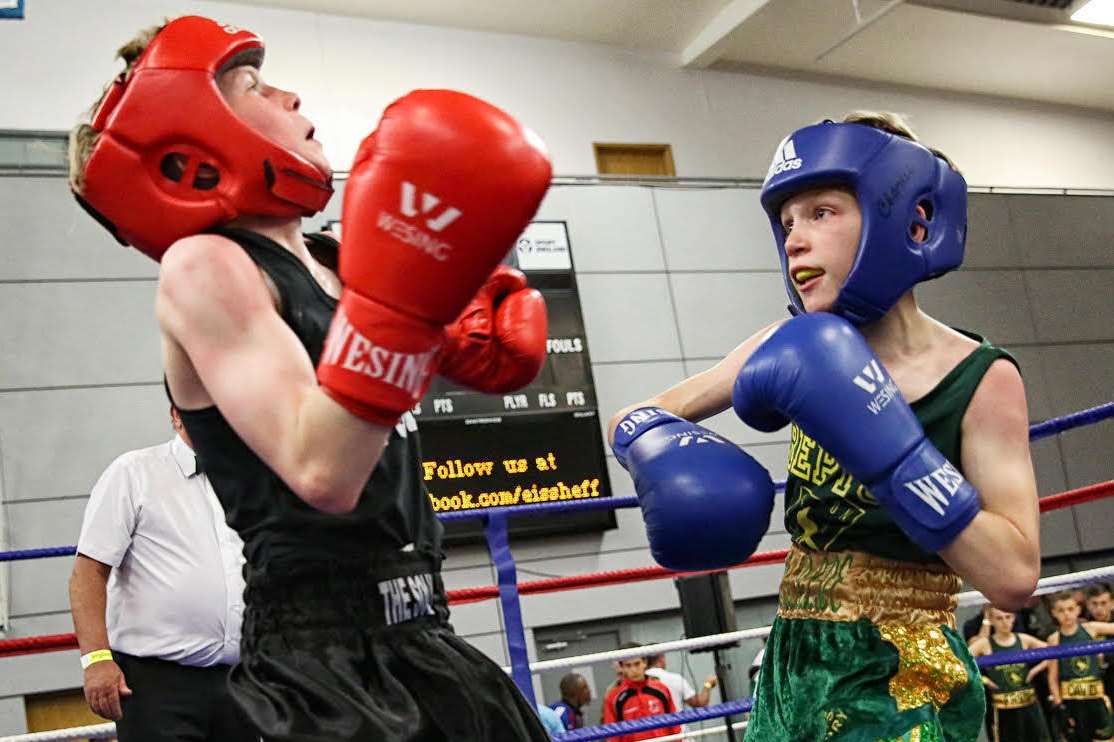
[590,360,687,443]
[537,186,667,272]
[0,282,160,389]
[575,274,682,363]
[0,385,170,501]
[0,177,156,281]
[670,272,787,359]
[965,194,1020,269]
[7,556,72,617]
[1025,270,1114,343]
[653,187,779,271]
[917,270,1038,346]
[6,498,87,550]
[0,649,82,698]
[1007,195,1114,268]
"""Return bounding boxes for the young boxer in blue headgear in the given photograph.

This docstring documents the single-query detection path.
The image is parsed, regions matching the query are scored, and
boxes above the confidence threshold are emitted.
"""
[610,111,1041,741]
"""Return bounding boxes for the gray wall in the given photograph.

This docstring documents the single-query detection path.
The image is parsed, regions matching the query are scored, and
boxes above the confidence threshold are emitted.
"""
[1,176,1112,732]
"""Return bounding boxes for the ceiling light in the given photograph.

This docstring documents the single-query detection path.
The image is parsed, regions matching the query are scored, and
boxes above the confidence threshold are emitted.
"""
[1072,0,1114,27]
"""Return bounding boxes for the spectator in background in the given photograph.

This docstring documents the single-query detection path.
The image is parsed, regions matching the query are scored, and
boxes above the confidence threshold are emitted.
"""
[644,652,717,740]
[68,406,255,742]
[551,672,591,731]
[968,606,1052,742]
[536,704,565,737]
[1047,591,1114,742]
[603,643,679,741]
[1085,584,1114,705]
[1087,584,1113,624]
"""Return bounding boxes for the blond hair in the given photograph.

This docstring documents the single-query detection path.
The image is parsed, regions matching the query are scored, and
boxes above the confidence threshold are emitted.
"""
[68,22,165,193]
[841,109,961,176]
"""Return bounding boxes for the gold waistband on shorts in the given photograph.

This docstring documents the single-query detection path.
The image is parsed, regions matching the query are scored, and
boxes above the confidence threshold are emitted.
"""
[777,545,960,628]
[992,688,1037,709]
[1061,677,1106,700]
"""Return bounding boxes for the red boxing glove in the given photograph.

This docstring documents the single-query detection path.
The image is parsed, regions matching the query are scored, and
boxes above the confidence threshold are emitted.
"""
[317,90,552,426]
[441,265,548,393]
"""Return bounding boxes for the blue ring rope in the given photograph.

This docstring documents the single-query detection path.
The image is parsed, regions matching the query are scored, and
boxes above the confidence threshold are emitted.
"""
[976,637,1114,668]
[554,699,752,742]
[2,401,1111,563]
[1029,401,1114,441]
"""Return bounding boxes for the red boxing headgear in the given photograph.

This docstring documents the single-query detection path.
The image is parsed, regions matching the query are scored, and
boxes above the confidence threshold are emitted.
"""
[76,16,333,261]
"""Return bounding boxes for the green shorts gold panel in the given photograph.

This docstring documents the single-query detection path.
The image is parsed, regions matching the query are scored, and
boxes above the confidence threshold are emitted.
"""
[747,547,984,742]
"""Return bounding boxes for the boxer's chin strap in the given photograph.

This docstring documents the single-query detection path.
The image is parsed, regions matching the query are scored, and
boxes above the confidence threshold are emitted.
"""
[786,304,801,317]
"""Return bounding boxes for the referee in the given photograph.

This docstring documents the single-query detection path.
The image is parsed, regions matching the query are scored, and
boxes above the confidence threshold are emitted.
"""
[68,406,257,741]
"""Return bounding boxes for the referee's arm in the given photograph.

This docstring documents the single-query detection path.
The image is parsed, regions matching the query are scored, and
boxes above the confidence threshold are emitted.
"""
[69,554,112,657]
[70,454,139,722]
[70,554,131,720]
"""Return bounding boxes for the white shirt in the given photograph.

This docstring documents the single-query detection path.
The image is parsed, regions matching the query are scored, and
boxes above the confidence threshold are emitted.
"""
[77,436,246,666]
[646,666,697,737]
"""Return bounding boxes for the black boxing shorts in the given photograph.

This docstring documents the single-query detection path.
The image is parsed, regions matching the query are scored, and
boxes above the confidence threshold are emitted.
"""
[231,552,549,742]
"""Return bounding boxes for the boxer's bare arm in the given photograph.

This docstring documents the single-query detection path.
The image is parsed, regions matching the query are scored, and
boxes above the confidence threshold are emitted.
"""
[157,234,390,514]
[940,359,1040,610]
[606,320,784,445]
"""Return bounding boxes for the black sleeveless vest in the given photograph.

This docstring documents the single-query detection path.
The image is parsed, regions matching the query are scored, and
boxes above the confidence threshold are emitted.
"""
[175,228,442,582]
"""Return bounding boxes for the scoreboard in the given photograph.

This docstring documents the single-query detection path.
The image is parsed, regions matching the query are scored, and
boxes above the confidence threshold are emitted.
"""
[394,220,616,543]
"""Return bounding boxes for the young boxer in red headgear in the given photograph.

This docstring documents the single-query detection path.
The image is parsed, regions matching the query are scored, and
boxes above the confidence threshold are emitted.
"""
[70,15,552,742]
[609,112,1040,740]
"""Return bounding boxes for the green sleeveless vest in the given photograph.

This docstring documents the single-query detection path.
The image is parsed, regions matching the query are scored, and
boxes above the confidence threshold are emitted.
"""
[985,634,1033,692]
[783,331,1016,564]
[1059,625,1102,680]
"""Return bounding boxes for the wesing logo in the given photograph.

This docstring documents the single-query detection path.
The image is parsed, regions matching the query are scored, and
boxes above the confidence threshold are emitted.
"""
[852,360,899,415]
[377,181,463,262]
[903,461,965,517]
[399,181,462,232]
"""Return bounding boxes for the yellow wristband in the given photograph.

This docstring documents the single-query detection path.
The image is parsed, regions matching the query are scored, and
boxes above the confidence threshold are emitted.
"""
[80,649,113,670]
[703,680,715,690]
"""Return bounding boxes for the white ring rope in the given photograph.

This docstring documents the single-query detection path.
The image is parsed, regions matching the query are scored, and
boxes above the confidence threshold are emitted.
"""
[957,563,1114,607]
[517,562,1114,675]
[0,722,116,742]
[520,626,773,675]
[654,719,748,742]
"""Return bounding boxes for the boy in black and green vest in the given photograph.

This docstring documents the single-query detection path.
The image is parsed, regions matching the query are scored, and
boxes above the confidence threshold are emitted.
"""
[1048,591,1114,742]
[969,606,1052,742]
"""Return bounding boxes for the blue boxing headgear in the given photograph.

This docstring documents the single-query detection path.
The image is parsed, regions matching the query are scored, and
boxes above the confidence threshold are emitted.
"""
[760,121,967,325]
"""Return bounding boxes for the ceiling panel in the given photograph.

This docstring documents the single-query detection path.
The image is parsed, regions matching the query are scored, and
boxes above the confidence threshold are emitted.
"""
[217,0,733,52]
[709,1,1114,111]
[217,0,1114,112]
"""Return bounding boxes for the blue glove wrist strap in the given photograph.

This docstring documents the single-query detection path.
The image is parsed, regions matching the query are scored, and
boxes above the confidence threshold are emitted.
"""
[876,439,980,552]
[612,407,680,469]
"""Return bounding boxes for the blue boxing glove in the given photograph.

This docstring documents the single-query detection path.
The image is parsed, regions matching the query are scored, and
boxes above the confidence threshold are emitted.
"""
[732,313,979,552]
[612,407,775,571]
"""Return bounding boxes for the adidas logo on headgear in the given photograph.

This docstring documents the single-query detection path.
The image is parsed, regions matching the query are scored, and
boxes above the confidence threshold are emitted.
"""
[766,136,803,181]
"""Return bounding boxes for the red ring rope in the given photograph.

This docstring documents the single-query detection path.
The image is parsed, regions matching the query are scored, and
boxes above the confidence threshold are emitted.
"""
[3,479,1112,659]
